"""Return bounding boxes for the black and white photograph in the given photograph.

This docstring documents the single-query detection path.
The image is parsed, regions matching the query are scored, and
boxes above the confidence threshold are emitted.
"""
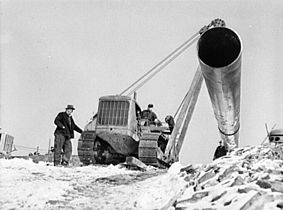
[1,0,283,209]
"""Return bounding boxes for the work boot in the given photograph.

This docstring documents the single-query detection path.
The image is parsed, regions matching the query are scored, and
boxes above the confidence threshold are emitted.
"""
[54,161,61,166]
[61,160,69,166]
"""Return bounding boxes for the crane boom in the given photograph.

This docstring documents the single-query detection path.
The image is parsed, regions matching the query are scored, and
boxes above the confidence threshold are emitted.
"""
[164,67,203,163]
[175,68,203,160]
[164,20,242,164]
[120,18,225,96]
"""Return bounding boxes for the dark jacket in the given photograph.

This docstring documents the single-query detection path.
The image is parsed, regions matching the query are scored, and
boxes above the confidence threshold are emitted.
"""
[213,145,227,160]
[141,110,157,125]
[54,112,82,138]
[165,116,175,134]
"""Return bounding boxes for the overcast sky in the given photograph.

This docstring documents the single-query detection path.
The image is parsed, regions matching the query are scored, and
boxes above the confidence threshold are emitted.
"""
[1,0,283,165]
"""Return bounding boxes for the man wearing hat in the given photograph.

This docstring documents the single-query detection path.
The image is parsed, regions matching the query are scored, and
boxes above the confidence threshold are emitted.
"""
[53,105,83,166]
[213,140,227,160]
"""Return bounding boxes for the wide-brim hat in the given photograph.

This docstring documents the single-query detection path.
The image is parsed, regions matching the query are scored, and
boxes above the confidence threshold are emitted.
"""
[66,105,75,110]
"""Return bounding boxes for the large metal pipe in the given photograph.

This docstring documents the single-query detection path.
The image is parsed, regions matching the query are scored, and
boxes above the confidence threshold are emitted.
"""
[198,27,242,150]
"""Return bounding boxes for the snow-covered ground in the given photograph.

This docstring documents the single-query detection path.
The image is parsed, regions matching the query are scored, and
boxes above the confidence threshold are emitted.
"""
[1,144,283,210]
[0,158,185,210]
[176,145,283,210]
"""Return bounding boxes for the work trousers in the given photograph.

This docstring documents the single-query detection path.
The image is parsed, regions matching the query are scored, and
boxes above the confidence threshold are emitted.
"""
[54,133,72,166]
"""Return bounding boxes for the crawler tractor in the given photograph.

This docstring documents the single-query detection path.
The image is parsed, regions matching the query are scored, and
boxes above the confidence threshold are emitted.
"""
[78,19,242,167]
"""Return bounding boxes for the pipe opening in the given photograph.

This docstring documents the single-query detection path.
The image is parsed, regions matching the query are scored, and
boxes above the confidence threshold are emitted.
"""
[198,27,241,68]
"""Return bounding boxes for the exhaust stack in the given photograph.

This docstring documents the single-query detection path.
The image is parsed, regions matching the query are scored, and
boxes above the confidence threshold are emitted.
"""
[198,27,242,149]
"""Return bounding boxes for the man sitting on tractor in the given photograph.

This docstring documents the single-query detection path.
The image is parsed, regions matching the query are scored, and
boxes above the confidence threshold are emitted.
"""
[141,104,161,126]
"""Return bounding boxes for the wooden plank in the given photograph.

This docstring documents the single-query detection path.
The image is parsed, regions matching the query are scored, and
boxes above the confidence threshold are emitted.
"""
[125,156,147,170]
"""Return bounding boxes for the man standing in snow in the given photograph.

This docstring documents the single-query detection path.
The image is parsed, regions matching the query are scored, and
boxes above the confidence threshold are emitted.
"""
[53,105,82,166]
[213,140,227,160]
